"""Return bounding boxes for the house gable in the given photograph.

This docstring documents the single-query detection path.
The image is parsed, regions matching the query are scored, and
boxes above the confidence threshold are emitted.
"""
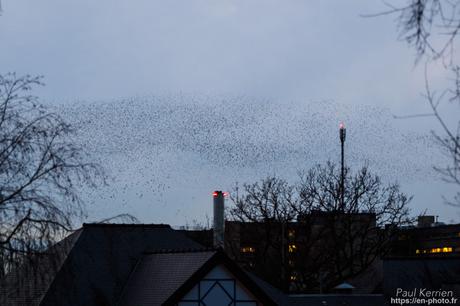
[163,251,276,306]
[179,264,261,306]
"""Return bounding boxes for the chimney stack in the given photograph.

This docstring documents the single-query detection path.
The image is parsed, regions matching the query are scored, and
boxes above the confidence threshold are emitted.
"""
[213,191,225,249]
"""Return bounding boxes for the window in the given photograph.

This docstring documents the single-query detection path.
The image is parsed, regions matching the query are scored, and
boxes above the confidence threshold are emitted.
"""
[241,246,255,253]
[288,244,297,253]
[415,247,453,254]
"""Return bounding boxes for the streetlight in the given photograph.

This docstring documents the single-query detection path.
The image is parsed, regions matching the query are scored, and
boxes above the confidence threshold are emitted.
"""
[339,122,346,211]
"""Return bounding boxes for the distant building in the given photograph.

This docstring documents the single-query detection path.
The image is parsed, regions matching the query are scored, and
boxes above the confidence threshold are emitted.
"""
[183,211,380,294]
[183,213,460,304]
[383,216,460,305]
[389,216,460,257]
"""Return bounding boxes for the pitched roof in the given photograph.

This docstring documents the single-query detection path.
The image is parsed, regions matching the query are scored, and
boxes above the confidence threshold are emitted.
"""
[118,250,215,306]
[11,223,204,306]
[345,259,383,294]
[247,272,289,305]
[118,250,278,306]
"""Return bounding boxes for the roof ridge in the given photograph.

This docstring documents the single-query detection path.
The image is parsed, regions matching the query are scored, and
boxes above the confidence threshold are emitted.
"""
[144,247,217,254]
[82,223,171,228]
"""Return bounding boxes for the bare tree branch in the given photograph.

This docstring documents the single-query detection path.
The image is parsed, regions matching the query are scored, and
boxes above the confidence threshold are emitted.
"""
[376,1,460,206]
[0,73,105,280]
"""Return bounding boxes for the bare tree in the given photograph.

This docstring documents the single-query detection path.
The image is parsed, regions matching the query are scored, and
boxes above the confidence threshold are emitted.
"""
[231,177,297,223]
[369,1,460,206]
[0,73,104,279]
[229,177,297,290]
[228,162,412,292]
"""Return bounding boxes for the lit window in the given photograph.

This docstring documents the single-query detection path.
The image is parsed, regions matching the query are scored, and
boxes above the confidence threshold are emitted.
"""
[288,244,297,253]
[415,247,453,254]
[290,275,297,281]
[288,230,295,238]
[241,246,255,253]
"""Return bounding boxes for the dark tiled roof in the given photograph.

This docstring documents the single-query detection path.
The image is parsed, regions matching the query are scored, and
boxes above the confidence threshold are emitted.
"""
[383,257,460,300]
[27,223,204,306]
[119,249,278,306]
[345,259,383,294]
[118,250,216,306]
[247,272,289,305]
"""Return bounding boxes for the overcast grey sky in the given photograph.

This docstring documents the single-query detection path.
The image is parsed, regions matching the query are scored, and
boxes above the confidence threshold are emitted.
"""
[1,1,459,225]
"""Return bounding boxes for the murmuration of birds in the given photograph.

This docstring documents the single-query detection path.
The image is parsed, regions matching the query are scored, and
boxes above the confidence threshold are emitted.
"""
[50,95,442,223]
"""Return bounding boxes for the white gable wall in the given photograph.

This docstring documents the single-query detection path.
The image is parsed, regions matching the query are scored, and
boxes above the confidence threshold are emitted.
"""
[178,264,261,306]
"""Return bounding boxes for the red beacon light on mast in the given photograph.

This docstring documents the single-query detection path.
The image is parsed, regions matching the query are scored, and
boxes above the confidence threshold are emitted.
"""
[339,122,346,143]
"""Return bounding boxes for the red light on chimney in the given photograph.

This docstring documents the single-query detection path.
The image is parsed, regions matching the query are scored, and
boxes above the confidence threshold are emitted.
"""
[212,191,219,197]
[339,122,345,129]
[223,192,229,197]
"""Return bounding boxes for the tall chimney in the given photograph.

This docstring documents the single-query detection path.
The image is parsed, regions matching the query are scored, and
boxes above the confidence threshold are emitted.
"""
[213,191,225,249]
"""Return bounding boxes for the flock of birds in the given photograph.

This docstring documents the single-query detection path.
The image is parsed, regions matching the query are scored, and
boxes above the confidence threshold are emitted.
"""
[52,95,441,224]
